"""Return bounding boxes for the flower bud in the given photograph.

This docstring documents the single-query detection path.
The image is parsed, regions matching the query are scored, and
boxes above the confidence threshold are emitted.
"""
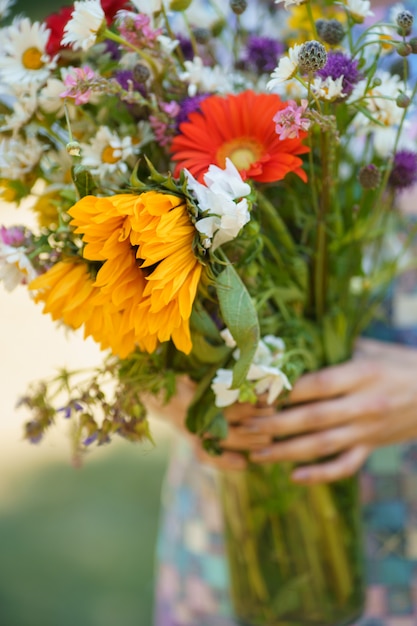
[358,164,381,189]
[372,77,382,87]
[230,0,248,14]
[132,63,151,83]
[409,37,417,53]
[169,0,192,10]
[193,27,211,44]
[298,40,327,73]
[66,141,81,157]
[396,92,411,108]
[316,19,345,45]
[396,10,414,36]
[396,42,412,57]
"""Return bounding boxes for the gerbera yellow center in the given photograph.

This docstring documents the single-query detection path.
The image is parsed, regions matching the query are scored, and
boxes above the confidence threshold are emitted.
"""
[22,47,44,70]
[101,145,120,164]
[217,137,263,171]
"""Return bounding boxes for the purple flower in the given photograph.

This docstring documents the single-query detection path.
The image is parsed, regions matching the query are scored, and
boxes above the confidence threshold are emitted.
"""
[389,151,417,190]
[317,51,361,97]
[0,225,26,246]
[114,70,146,96]
[177,34,194,62]
[244,35,284,74]
[176,94,210,127]
[104,39,121,61]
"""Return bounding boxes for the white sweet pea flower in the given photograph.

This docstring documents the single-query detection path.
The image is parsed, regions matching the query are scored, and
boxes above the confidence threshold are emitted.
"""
[186,159,251,250]
[180,57,232,97]
[247,363,292,405]
[220,328,237,348]
[212,369,240,408]
[267,45,301,90]
[62,0,106,51]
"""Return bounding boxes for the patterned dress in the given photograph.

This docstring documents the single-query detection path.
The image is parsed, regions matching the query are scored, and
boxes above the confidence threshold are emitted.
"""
[155,214,417,626]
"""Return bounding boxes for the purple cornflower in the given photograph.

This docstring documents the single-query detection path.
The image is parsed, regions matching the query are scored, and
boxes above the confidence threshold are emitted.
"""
[316,51,361,97]
[177,33,194,62]
[176,94,209,127]
[389,151,417,190]
[273,100,311,140]
[104,39,121,61]
[244,35,284,74]
[114,70,146,96]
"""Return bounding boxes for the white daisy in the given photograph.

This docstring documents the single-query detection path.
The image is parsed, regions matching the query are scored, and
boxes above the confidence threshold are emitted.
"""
[0,243,37,292]
[0,0,15,20]
[0,18,57,86]
[0,136,44,179]
[0,83,38,133]
[344,0,374,23]
[62,0,106,51]
[350,71,405,129]
[312,76,346,101]
[80,126,137,180]
[267,45,301,90]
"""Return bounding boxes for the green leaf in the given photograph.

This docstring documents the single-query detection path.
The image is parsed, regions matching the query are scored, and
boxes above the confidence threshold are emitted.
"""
[190,334,230,364]
[71,165,97,198]
[190,302,223,341]
[216,264,260,388]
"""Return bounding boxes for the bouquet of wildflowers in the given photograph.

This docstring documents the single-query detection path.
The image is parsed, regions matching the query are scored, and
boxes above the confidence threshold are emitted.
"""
[1,0,417,621]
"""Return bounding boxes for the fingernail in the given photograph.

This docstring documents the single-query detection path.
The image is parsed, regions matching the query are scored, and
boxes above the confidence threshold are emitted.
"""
[292,468,310,482]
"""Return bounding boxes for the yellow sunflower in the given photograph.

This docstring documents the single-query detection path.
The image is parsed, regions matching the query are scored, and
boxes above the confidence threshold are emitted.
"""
[33,191,202,357]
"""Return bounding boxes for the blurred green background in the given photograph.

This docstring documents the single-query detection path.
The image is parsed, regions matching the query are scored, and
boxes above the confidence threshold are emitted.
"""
[0,440,169,626]
[1,2,171,626]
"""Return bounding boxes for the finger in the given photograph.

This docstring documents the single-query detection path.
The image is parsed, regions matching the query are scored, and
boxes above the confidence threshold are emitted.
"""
[249,425,357,464]
[244,390,391,438]
[288,359,379,405]
[291,445,371,484]
[195,446,247,471]
[225,402,275,424]
[221,428,271,451]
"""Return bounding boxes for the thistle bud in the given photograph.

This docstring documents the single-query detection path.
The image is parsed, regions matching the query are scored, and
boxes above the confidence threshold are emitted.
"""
[132,63,151,83]
[358,164,381,189]
[193,27,211,44]
[396,42,412,57]
[409,37,417,53]
[316,19,345,45]
[298,40,327,73]
[396,92,411,108]
[230,0,248,14]
[396,10,414,36]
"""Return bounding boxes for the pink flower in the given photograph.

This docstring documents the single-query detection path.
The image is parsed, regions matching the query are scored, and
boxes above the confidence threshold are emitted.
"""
[0,225,26,246]
[273,99,311,140]
[61,66,96,105]
[117,11,162,48]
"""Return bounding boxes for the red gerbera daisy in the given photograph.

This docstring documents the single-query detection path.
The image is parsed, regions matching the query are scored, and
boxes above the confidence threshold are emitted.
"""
[170,90,309,184]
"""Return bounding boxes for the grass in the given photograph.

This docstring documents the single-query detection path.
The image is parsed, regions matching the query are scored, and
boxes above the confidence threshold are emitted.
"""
[0,441,169,626]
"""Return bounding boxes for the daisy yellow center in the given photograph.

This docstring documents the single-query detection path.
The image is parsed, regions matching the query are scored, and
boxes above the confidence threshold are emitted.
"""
[102,146,120,164]
[217,137,263,171]
[22,47,44,70]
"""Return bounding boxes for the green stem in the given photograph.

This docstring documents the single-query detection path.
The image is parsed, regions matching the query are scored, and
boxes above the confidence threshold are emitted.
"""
[256,192,296,254]
[104,30,160,76]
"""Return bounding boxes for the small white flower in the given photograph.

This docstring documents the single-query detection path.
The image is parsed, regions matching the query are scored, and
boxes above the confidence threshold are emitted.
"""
[212,369,240,408]
[344,0,374,22]
[0,243,37,292]
[186,159,251,251]
[80,126,138,180]
[62,0,106,51]
[39,77,69,116]
[350,72,406,131]
[312,76,346,101]
[0,84,38,133]
[275,0,306,7]
[0,0,15,20]
[267,45,301,90]
[220,328,237,349]
[0,18,57,86]
[0,136,44,179]
[247,363,292,405]
[180,57,232,97]
[157,34,179,54]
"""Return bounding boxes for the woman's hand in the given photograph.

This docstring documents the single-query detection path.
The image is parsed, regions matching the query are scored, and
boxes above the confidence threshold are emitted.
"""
[144,376,274,471]
[244,338,417,483]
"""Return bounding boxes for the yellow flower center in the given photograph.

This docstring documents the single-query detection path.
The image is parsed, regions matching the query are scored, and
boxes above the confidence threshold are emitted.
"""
[101,145,120,164]
[22,47,44,70]
[217,137,262,171]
